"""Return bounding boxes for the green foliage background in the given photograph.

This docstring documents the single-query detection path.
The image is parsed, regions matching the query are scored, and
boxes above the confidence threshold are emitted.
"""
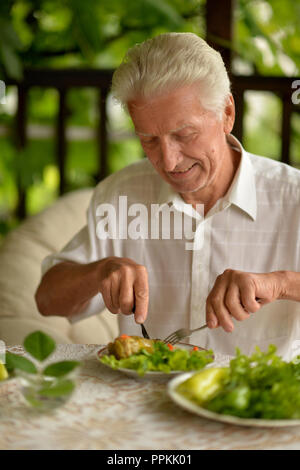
[0,0,299,239]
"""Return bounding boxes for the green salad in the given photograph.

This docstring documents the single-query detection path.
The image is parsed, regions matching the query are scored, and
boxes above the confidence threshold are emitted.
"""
[100,340,214,376]
[177,345,300,420]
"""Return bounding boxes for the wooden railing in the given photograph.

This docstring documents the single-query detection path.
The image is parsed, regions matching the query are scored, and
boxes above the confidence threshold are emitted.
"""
[8,68,114,218]
[231,75,300,165]
[5,68,300,219]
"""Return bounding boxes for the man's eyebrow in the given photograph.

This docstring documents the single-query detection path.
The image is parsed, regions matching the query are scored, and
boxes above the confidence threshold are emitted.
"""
[135,131,155,137]
[135,124,195,137]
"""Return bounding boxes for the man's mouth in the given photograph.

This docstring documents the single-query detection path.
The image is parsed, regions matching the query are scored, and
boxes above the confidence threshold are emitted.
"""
[169,163,197,178]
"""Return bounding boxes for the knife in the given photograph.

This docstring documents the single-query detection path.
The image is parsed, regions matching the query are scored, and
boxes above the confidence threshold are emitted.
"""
[141,323,150,339]
[132,303,150,339]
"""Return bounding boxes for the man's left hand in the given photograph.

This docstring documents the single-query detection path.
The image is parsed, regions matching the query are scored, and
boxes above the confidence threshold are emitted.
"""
[206,269,286,332]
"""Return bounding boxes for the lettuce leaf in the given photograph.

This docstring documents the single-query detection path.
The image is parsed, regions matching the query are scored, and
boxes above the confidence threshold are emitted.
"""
[204,345,300,419]
[99,342,213,376]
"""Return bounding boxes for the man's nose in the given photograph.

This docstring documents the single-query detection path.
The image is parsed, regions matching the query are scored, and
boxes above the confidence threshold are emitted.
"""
[160,138,181,172]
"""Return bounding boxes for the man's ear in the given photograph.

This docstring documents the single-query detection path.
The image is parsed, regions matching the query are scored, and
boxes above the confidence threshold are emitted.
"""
[223,94,235,134]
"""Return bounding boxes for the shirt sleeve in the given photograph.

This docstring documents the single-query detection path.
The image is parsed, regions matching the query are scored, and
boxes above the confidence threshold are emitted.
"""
[41,189,108,323]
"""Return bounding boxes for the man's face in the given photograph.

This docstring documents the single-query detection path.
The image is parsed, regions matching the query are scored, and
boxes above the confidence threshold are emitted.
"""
[128,84,235,201]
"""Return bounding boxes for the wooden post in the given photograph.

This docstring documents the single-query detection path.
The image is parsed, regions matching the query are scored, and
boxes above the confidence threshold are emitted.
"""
[57,88,67,195]
[281,95,292,165]
[97,87,109,181]
[232,89,244,142]
[206,0,234,73]
[206,0,244,141]
[16,85,27,219]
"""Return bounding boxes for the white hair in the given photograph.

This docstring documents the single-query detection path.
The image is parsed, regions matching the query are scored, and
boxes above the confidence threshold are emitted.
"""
[111,32,231,118]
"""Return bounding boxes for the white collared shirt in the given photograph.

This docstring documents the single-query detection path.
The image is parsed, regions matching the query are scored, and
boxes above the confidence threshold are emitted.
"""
[41,135,300,360]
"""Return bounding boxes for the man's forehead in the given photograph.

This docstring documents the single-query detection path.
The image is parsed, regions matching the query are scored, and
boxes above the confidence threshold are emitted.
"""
[135,123,196,137]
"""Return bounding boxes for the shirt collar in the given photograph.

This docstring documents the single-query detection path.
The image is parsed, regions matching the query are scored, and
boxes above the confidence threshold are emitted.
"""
[223,134,257,221]
[156,134,257,221]
[156,184,203,220]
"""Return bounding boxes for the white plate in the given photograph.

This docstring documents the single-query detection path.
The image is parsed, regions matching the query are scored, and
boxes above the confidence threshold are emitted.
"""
[168,372,300,428]
[97,343,213,380]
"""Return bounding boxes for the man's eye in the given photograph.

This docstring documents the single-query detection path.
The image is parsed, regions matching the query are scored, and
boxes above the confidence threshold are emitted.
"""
[175,133,194,141]
[141,138,156,145]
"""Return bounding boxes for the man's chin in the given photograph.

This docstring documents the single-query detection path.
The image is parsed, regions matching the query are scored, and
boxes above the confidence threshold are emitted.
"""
[169,178,206,194]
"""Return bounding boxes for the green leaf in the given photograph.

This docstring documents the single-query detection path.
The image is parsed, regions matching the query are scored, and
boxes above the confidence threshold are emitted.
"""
[70,0,103,55]
[5,352,37,374]
[39,379,75,397]
[144,0,183,27]
[43,361,80,377]
[0,18,23,51]
[0,43,23,80]
[23,331,56,361]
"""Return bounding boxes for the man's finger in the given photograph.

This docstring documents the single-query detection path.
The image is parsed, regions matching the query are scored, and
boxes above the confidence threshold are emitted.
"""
[133,267,149,323]
[119,273,135,315]
[225,285,250,321]
[210,297,234,332]
[206,304,219,328]
[240,287,262,314]
[101,283,120,314]
[207,276,233,331]
[110,272,121,311]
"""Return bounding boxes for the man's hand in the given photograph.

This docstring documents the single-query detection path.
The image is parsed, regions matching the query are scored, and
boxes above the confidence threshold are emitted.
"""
[206,269,286,332]
[98,257,149,324]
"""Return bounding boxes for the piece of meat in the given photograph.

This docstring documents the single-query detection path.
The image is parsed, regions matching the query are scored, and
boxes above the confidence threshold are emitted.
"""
[108,335,155,359]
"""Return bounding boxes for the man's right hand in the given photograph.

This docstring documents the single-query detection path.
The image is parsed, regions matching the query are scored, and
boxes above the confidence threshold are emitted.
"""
[97,257,149,324]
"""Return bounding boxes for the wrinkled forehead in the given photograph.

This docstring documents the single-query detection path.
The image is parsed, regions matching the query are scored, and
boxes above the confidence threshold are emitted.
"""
[135,123,194,137]
[129,106,213,139]
[127,86,212,135]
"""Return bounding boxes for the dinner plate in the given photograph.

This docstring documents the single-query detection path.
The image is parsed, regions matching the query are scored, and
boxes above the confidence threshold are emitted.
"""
[168,372,300,428]
[97,343,213,380]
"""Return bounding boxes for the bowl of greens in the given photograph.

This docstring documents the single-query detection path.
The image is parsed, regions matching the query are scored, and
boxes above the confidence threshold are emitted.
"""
[97,335,214,378]
[168,345,300,427]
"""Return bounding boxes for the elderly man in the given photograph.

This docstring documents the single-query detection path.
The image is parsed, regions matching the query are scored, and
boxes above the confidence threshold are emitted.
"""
[36,33,300,358]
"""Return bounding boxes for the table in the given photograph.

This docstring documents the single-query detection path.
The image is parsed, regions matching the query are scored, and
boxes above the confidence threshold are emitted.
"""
[0,344,300,450]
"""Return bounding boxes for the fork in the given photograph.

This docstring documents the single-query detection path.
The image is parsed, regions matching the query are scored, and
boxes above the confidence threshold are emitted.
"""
[163,323,208,346]
[163,298,263,345]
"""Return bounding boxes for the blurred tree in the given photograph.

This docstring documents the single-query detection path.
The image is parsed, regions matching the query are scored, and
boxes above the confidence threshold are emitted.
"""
[0,0,204,78]
[0,0,299,240]
[0,0,204,238]
[0,0,24,80]
[0,0,298,80]
[234,0,299,75]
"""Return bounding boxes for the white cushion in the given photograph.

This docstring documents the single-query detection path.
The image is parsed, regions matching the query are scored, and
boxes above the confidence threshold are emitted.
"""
[0,189,118,345]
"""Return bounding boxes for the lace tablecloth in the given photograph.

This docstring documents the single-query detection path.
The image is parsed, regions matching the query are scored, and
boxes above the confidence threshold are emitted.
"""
[0,344,300,450]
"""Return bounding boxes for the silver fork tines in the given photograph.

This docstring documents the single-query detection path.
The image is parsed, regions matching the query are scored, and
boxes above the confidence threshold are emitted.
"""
[163,324,208,346]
